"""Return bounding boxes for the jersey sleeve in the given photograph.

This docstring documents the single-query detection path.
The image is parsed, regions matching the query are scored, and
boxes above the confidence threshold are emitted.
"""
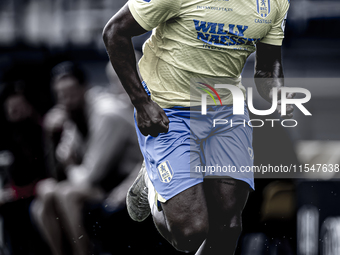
[260,0,290,46]
[128,0,181,31]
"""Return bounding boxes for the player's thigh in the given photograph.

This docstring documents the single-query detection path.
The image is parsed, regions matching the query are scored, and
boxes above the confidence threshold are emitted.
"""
[204,178,250,227]
[161,182,208,240]
[203,121,252,222]
[162,182,207,226]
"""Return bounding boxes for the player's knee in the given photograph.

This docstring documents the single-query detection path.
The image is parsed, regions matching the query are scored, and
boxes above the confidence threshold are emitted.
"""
[171,220,208,252]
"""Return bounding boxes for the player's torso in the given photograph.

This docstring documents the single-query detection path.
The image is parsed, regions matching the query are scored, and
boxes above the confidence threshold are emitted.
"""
[139,0,284,107]
[156,0,279,52]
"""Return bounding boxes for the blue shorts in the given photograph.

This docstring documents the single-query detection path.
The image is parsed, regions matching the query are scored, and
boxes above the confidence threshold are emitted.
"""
[134,105,254,202]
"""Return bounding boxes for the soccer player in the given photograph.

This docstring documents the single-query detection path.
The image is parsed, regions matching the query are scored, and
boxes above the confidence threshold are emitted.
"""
[103,0,294,254]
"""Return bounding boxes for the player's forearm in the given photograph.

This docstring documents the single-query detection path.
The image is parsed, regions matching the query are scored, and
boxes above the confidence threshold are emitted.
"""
[103,15,149,108]
[254,42,284,103]
[254,65,284,103]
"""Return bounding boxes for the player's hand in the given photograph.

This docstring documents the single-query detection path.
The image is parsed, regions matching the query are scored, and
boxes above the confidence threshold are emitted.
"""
[270,88,295,119]
[135,99,170,137]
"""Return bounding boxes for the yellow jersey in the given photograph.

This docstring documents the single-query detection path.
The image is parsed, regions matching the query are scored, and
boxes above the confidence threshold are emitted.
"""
[128,0,289,108]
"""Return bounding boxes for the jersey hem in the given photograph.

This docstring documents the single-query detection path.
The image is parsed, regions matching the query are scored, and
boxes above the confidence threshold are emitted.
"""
[260,38,283,46]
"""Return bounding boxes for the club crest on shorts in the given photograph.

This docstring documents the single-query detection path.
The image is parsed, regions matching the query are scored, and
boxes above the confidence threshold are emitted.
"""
[256,0,271,18]
[157,161,174,183]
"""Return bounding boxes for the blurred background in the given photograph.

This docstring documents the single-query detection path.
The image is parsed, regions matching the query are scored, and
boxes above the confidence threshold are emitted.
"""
[0,0,339,254]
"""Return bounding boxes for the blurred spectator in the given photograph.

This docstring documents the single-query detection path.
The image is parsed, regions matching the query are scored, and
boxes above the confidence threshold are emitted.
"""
[0,80,50,254]
[31,62,142,255]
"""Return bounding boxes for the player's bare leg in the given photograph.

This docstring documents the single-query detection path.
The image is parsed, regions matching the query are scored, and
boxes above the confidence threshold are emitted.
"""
[151,206,173,243]
[150,183,209,253]
[31,179,65,255]
[196,178,249,255]
[54,182,104,255]
[149,178,249,255]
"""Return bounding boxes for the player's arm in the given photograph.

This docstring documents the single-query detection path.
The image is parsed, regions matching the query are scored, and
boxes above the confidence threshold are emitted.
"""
[254,0,293,118]
[254,43,287,105]
[102,4,169,137]
[254,42,294,118]
[254,42,283,103]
